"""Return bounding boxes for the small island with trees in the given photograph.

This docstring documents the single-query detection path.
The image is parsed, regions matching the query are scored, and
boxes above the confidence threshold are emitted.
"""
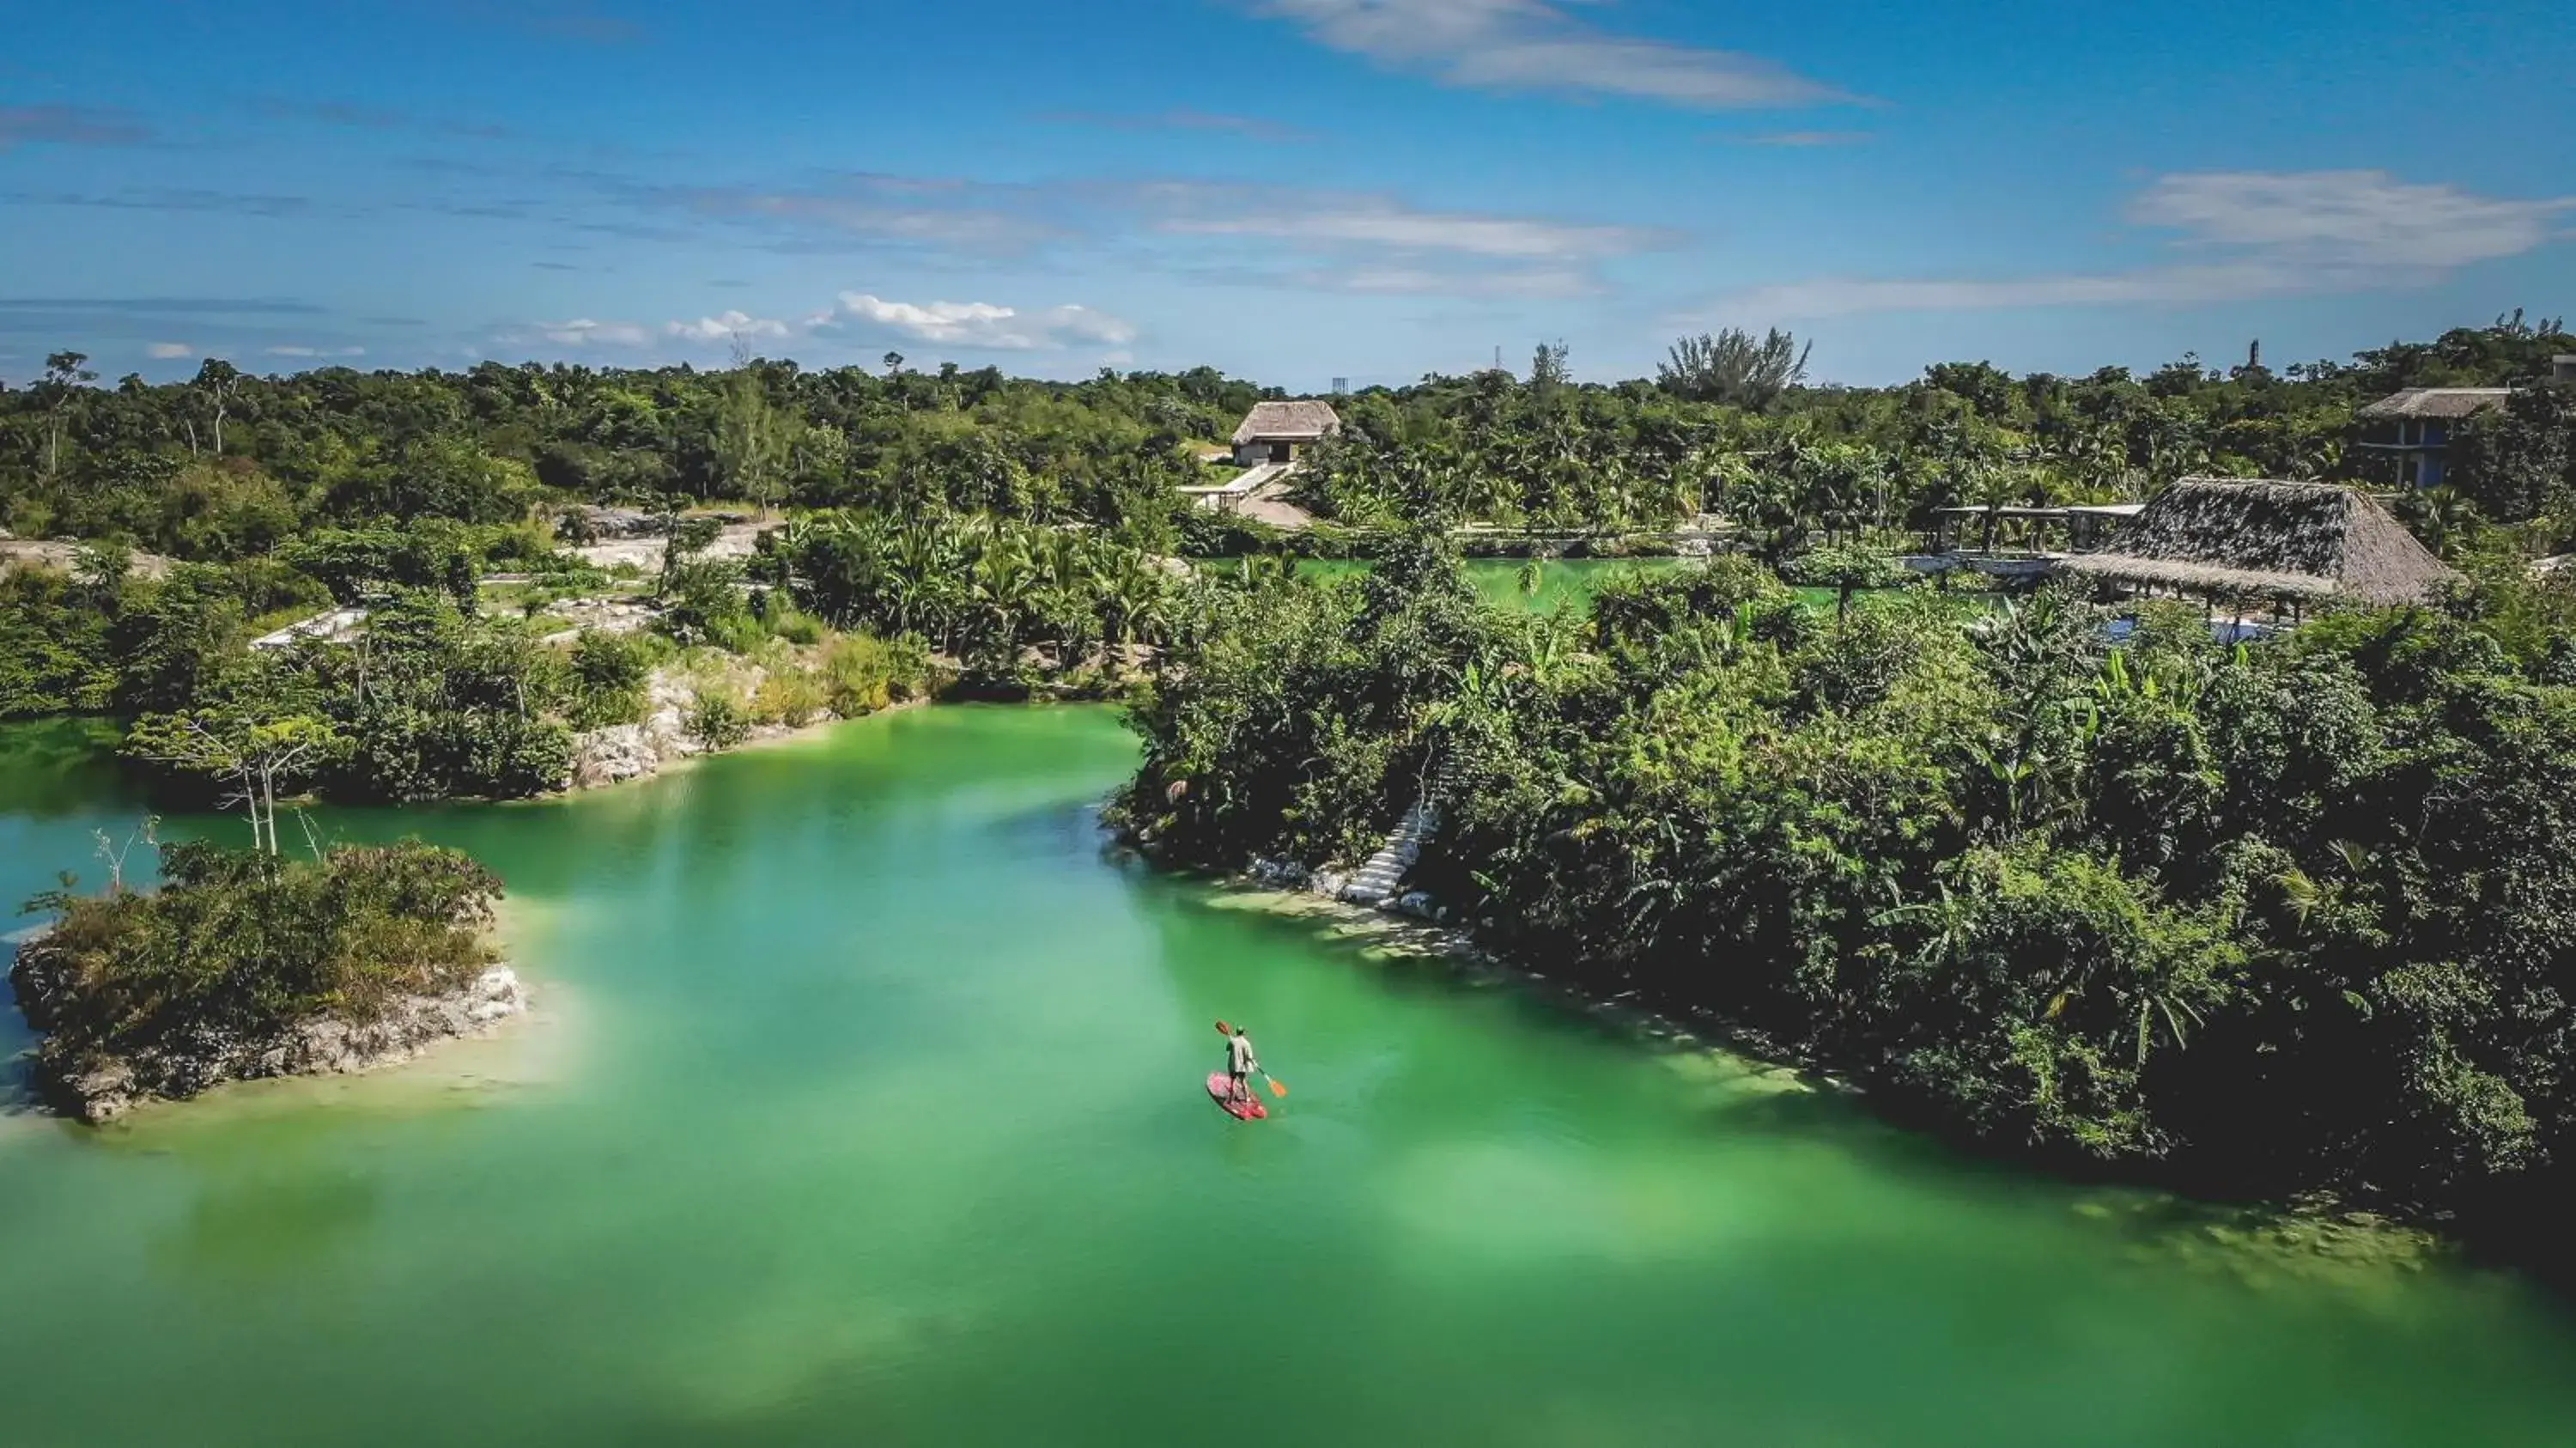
[12,836,520,1123]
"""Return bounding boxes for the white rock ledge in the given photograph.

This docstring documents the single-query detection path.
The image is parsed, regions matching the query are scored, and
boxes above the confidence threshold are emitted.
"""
[21,966,528,1125]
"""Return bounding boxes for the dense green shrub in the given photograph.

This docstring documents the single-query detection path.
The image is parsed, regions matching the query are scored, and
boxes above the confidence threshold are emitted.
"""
[684,689,751,750]
[277,526,477,605]
[816,633,931,717]
[749,670,825,728]
[564,630,656,729]
[777,509,1184,673]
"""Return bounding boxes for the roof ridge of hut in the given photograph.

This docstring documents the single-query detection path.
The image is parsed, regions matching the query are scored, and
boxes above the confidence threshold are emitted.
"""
[2357,386,2516,421]
[1232,399,1342,445]
[2058,477,2458,606]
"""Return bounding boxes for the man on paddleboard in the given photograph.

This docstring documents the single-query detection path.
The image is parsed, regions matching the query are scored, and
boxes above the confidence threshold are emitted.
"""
[1225,1024,1259,1104]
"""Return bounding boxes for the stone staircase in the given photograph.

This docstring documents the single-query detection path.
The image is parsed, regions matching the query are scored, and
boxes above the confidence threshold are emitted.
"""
[1314,762,1456,913]
[1334,796,1441,910]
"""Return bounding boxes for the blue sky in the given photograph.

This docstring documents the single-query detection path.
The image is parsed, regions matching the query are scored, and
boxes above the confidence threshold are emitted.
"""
[3,0,2569,388]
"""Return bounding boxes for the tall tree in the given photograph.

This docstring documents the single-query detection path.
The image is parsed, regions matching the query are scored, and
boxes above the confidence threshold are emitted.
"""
[1656,329,1811,410]
[126,709,342,856]
[1529,339,1571,397]
[2450,383,2576,523]
[37,350,97,481]
[714,368,792,514]
[191,358,242,456]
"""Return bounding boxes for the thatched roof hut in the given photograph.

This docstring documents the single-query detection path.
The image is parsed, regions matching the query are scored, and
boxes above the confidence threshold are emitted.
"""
[2357,388,2512,422]
[2058,478,2458,606]
[1231,400,1341,447]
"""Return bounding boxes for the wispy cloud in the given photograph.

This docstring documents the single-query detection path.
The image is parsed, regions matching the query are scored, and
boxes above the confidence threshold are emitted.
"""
[1695,170,2576,322]
[664,173,1065,253]
[249,97,407,130]
[809,293,1136,351]
[501,318,653,348]
[264,344,368,358]
[0,298,344,354]
[0,104,153,149]
[393,155,509,176]
[665,310,792,343]
[1300,263,1596,298]
[0,297,327,317]
[1139,180,1668,295]
[1151,186,1670,260]
[636,171,1664,301]
[1729,130,1870,147]
[2129,169,2568,270]
[505,290,1139,357]
[416,0,645,45]
[1252,0,1851,108]
[246,95,524,142]
[1043,108,1315,143]
[6,187,328,219]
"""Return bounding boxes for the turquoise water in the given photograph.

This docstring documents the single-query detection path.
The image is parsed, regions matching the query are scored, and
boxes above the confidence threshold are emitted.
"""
[4,709,2576,1445]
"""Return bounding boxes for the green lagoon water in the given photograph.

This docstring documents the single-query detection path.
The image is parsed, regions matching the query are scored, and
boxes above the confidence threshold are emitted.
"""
[6,708,2576,1445]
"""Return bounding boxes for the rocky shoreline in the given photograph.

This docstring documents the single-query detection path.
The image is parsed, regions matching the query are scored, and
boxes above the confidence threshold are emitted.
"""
[565,662,850,791]
[1238,851,1821,1072]
[9,939,526,1124]
[1213,847,2454,1279]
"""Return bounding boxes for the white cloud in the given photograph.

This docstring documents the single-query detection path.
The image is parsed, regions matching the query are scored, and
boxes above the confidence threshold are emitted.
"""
[1710,267,2279,321]
[493,293,1135,358]
[1043,108,1315,143]
[1139,182,1667,295]
[1255,0,1850,108]
[146,341,191,358]
[1161,197,1662,260]
[2125,170,2573,270]
[525,319,651,348]
[623,168,1667,301]
[665,310,792,343]
[815,293,1136,351]
[1309,264,1598,298]
[675,179,1060,252]
[264,344,368,357]
[1692,169,2576,324]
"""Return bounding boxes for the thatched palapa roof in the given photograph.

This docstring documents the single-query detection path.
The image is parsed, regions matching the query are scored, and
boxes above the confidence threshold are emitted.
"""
[1232,400,1341,445]
[2058,478,2459,606]
[2358,388,2512,422]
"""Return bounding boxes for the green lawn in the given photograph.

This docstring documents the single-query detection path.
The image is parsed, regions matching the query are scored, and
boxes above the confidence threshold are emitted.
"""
[1289,557,1998,617]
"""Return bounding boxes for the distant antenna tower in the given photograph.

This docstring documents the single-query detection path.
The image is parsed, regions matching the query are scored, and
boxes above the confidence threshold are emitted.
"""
[1331,376,1348,396]
[1493,345,1504,372]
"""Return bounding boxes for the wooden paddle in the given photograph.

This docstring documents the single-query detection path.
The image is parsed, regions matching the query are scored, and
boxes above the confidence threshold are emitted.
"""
[1213,1020,1288,1098]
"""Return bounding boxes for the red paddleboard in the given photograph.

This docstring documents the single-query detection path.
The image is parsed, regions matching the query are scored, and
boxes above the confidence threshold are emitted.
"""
[1207,1071,1267,1121]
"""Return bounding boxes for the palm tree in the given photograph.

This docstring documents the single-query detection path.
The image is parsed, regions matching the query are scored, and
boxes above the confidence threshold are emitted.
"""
[971,533,1041,665]
[2397,485,2476,558]
[1115,565,1174,649]
[1461,458,1520,527]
